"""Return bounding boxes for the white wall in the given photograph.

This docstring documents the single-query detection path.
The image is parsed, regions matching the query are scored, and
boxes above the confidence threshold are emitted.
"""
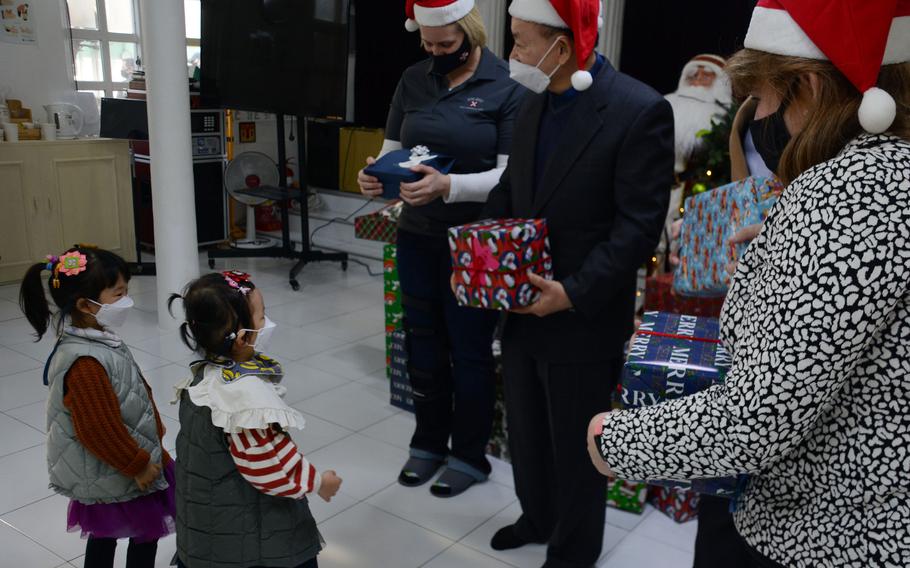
[0,0,76,122]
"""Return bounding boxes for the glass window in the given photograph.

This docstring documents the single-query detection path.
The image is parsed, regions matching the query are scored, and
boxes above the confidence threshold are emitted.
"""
[74,39,104,82]
[186,45,201,77]
[109,41,138,82]
[68,0,99,30]
[104,0,135,34]
[78,90,105,113]
[185,0,201,40]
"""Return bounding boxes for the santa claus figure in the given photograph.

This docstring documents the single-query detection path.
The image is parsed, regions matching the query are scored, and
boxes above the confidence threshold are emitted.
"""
[666,54,733,175]
[657,55,732,266]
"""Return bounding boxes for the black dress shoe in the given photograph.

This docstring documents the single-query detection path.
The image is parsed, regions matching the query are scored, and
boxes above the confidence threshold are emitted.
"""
[491,524,545,551]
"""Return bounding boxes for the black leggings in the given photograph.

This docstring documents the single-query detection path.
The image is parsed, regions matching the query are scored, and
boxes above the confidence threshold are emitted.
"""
[83,537,158,568]
[176,558,318,568]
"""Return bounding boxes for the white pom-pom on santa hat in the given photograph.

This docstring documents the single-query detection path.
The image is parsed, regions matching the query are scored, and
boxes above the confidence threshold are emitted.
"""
[405,18,420,32]
[571,70,593,91]
[744,0,909,134]
[858,87,897,135]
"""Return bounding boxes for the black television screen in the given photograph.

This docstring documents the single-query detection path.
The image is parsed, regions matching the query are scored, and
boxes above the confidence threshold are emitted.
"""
[200,0,351,118]
[100,98,149,140]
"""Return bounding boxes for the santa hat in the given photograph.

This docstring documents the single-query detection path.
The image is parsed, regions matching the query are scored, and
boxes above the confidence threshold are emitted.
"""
[405,0,475,32]
[744,0,910,134]
[508,0,603,91]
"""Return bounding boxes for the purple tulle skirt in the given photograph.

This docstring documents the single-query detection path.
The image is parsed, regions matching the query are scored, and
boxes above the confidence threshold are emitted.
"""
[67,461,176,543]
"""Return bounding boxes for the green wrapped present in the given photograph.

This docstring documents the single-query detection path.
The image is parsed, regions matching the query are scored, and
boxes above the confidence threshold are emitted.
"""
[606,478,648,514]
[384,244,403,377]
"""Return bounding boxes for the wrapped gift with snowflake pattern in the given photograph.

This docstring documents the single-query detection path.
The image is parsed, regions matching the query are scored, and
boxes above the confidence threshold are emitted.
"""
[674,176,782,297]
[448,219,554,311]
[621,311,743,499]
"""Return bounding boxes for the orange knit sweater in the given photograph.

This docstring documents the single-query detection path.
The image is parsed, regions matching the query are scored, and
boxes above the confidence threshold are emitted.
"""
[63,357,172,478]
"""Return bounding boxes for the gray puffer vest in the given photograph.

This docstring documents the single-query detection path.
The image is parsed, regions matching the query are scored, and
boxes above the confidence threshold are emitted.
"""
[176,364,322,568]
[46,334,167,504]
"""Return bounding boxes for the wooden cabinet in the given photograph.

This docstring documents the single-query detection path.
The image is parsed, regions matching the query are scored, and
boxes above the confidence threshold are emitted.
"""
[0,139,135,283]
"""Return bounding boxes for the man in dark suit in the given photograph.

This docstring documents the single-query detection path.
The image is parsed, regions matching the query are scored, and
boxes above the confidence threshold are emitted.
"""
[481,1,674,566]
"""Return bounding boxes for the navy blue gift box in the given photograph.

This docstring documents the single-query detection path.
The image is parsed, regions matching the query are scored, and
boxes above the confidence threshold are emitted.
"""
[620,311,743,497]
[363,147,456,199]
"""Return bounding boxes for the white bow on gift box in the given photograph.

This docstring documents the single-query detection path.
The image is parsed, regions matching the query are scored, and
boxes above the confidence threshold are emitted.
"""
[397,145,438,168]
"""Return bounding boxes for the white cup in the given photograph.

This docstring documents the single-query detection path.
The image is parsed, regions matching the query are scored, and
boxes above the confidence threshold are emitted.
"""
[22,121,34,129]
[41,123,57,141]
[2,123,19,142]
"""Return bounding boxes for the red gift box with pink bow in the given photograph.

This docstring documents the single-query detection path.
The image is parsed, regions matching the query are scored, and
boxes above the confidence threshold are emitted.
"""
[448,219,554,311]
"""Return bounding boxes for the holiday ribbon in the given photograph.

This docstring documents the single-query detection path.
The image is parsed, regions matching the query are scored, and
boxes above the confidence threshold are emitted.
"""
[467,237,500,275]
[633,330,722,344]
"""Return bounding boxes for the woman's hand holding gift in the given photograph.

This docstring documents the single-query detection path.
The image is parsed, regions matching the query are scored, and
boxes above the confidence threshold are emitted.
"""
[357,157,384,197]
[400,164,451,206]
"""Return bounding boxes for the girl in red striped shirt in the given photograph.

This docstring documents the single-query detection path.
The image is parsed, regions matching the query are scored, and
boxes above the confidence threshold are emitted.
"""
[170,272,341,568]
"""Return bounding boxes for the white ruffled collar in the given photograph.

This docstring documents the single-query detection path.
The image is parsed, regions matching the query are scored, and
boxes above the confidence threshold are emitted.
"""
[63,324,123,348]
[174,358,304,434]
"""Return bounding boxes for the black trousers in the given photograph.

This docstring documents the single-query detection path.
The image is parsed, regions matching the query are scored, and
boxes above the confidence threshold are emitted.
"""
[83,537,158,568]
[397,229,499,474]
[693,496,786,568]
[501,328,623,568]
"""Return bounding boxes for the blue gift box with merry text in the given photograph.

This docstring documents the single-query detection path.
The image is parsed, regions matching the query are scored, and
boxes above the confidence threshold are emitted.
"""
[620,311,742,497]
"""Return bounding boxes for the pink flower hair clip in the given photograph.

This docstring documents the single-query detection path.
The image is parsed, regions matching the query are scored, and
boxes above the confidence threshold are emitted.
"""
[51,251,88,288]
[222,270,253,296]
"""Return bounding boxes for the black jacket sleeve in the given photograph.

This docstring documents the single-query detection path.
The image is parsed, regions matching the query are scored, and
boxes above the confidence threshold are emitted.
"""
[561,98,674,317]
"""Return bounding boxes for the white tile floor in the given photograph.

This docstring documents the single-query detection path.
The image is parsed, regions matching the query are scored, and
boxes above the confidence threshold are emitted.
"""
[0,254,697,568]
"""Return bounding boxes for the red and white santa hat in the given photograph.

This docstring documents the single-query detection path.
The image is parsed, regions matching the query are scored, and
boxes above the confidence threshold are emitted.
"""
[508,0,603,91]
[744,0,910,134]
[405,0,475,32]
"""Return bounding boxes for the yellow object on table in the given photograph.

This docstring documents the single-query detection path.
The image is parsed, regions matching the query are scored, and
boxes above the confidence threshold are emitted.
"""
[338,127,384,193]
[6,99,33,123]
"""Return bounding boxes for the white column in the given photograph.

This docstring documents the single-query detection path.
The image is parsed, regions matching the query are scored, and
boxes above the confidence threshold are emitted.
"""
[477,0,507,58]
[139,0,199,330]
[598,0,626,68]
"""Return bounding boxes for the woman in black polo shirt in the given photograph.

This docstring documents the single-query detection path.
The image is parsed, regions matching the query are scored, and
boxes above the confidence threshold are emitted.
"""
[357,0,524,497]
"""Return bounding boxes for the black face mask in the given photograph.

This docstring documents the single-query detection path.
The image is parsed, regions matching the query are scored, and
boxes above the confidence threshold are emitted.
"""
[431,37,472,75]
[749,101,792,175]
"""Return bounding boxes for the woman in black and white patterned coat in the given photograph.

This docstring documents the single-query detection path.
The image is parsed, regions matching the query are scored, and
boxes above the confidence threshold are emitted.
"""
[589,2,910,567]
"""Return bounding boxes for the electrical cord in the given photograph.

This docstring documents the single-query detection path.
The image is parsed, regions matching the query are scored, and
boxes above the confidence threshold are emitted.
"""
[307,198,384,278]
[347,257,383,278]
[308,197,375,244]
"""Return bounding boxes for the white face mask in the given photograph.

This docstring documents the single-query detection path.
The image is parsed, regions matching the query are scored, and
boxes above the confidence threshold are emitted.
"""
[89,296,134,328]
[241,316,277,352]
[509,37,564,94]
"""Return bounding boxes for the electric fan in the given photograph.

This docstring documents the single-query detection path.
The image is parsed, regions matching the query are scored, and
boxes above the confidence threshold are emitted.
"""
[224,151,279,249]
